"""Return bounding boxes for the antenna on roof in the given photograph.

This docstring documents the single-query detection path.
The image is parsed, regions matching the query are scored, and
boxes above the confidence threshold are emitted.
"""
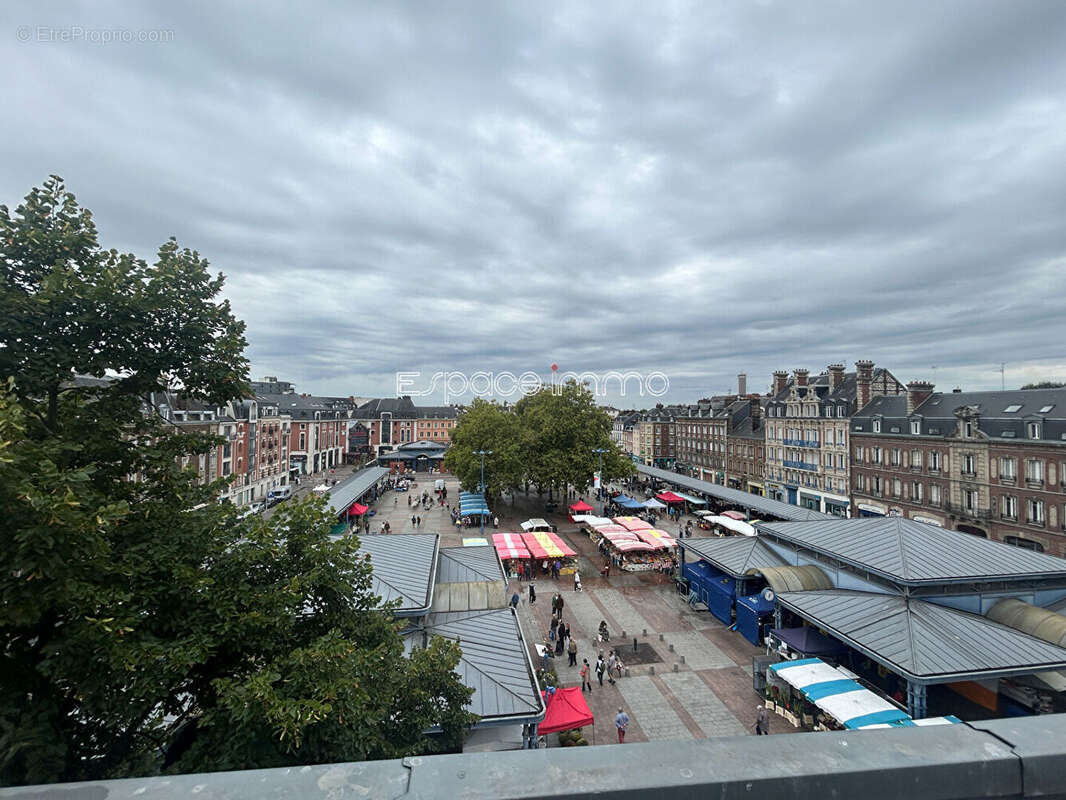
[1000,362,1006,391]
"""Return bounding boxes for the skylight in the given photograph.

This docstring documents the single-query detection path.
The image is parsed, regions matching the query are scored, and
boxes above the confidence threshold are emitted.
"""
[1003,404,1022,413]
[1040,405,1055,413]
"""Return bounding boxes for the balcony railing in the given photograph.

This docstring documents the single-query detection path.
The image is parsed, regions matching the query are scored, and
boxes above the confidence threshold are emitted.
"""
[782,438,820,448]
[946,503,991,520]
[783,459,818,471]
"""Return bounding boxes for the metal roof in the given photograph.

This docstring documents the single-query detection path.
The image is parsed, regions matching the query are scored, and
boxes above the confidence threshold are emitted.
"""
[986,599,1066,648]
[680,536,788,578]
[406,608,544,722]
[638,464,832,522]
[437,546,505,584]
[757,517,1066,586]
[326,466,390,516]
[779,590,1066,684]
[757,565,834,593]
[355,533,439,616]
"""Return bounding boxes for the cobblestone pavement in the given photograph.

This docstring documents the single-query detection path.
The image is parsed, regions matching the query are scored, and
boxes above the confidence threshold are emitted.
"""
[660,630,735,671]
[617,676,693,742]
[594,588,653,637]
[659,672,748,738]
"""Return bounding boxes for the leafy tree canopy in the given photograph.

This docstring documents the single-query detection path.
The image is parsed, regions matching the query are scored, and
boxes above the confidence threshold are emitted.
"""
[1020,381,1066,390]
[0,178,475,786]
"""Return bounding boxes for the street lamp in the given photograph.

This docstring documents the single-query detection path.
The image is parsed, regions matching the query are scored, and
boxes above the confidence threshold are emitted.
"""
[474,449,492,536]
[592,448,608,516]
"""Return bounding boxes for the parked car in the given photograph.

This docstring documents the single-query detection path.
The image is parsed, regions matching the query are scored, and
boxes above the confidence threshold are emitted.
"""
[267,486,294,508]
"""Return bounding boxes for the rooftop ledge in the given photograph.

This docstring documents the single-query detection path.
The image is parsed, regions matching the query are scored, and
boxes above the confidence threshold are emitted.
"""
[5,714,1066,799]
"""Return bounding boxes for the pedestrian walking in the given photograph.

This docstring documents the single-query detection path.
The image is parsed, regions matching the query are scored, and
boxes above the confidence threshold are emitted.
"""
[574,570,582,592]
[615,708,630,743]
[596,653,606,686]
[411,515,416,527]
[394,497,398,507]
[607,651,618,685]
[416,515,422,527]
[407,495,411,506]
[567,636,578,666]
[755,705,769,735]
[529,581,536,604]
[510,590,520,609]
[580,659,592,692]
[556,594,565,615]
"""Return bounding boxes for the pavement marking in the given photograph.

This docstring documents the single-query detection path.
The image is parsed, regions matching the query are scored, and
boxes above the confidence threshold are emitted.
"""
[659,672,748,738]
[617,676,693,742]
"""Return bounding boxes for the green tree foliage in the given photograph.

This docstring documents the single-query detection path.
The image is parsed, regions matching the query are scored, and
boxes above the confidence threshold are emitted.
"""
[0,178,475,786]
[445,382,633,500]
[1020,381,1065,390]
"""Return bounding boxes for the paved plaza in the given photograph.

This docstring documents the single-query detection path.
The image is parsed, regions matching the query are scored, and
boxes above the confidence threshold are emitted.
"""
[363,471,798,747]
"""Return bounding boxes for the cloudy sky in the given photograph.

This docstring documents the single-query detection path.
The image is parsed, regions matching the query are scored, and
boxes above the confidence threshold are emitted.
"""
[3,1,1066,405]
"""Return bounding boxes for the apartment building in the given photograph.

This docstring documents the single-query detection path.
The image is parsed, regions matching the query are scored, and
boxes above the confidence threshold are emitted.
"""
[764,361,904,516]
[850,385,1066,555]
[350,396,458,457]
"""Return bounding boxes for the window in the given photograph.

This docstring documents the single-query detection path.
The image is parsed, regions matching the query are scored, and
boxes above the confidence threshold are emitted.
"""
[838,454,845,469]
[910,450,922,469]
[929,451,942,471]
[890,448,901,467]
[1005,536,1044,552]
[854,446,864,463]
[1028,422,1041,439]
[873,419,881,433]
[872,447,882,465]
[299,433,306,450]
[872,476,882,494]
[963,489,976,512]
[963,454,975,475]
[1003,404,1022,413]
[911,482,923,502]
[1027,499,1045,525]
[1026,459,1044,482]
[893,478,902,498]
[930,485,941,505]
[911,420,920,434]
[1039,405,1054,413]
[998,457,1016,479]
[856,473,865,490]
[1002,495,1017,520]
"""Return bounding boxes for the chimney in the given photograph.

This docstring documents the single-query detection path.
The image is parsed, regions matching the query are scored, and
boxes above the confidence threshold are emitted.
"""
[794,368,809,387]
[772,370,789,396]
[828,364,845,392]
[855,360,874,410]
[737,373,747,396]
[906,381,935,414]
[749,397,761,429]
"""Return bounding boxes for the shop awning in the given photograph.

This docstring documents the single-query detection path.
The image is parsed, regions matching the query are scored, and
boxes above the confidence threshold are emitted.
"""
[575,515,614,527]
[614,516,653,532]
[643,498,667,510]
[637,529,676,548]
[520,518,552,532]
[703,515,756,536]
[568,500,594,513]
[537,687,594,735]
[492,533,531,560]
[655,491,685,504]
[671,491,706,506]
[721,510,747,520]
[593,524,630,535]
[614,494,645,510]
[460,507,492,517]
[769,658,912,730]
[613,538,658,553]
[521,531,576,559]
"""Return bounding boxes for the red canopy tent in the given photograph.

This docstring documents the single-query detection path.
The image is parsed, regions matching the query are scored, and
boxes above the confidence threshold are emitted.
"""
[568,500,593,513]
[721,510,747,520]
[537,687,594,737]
[347,501,369,516]
[655,491,685,504]
[520,533,550,560]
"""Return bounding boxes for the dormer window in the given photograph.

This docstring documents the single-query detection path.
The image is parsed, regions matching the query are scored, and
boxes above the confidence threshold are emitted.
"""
[872,419,881,433]
[964,421,974,437]
[910,420,920,435]
[1028,421,1041,439]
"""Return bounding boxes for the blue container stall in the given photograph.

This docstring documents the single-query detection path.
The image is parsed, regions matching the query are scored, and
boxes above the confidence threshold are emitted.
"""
[736,591,776,645]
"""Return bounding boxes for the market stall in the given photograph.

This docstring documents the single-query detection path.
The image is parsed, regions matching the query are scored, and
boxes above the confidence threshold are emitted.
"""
[655,491,685,506]
[614,516,653,532]
[721,510,747,521]
[612,494,645,512]
[521,518,554,532]
[767,627,850,661]
[636,529,677,549]
[705,573,737,624]
[574,515,614,537]
[697,514,756,537]
[537,687,595,744]
[521,531,578,574]
[568,500,594,522]
[767,658,913,731]
[463,537,489,547]
[643,498,667,511]
[736,589,776,645]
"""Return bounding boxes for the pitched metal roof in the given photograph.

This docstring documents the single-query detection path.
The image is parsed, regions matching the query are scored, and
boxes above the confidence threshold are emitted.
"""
[326,466,390,515]
[638,464,832,522]
[406,608,544,722]
[437,546,505,584]
[757,517,1066,585]
[680,536,787,577]
[355,533,438,616]
[778,590,1066,683]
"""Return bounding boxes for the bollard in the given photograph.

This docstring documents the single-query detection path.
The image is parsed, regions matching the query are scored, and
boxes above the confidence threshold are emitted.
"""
[680,655,686,664]
[621,630,626,639]
[668,643,674,652]
[633,638,638,652]
[659,633,664,642]
[673,663,679,672]
[649,665,655,675]
[625,667,630,677]
[643,628,647,637]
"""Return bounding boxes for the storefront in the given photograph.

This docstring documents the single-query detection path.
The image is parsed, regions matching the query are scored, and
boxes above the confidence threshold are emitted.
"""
[824,498,850,518]
[856,502,887,518]
[798,491,821,512]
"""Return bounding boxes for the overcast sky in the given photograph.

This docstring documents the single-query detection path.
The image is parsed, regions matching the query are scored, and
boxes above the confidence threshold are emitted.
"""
[3,1,1066,405]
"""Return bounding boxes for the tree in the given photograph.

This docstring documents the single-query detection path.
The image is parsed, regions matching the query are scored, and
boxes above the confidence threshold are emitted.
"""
[1020,381,1066,390]
[443,398,525,500]
[0,178,475,786]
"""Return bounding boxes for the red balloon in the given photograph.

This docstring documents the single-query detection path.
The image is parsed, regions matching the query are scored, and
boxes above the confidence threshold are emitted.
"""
[551,363,558,371]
